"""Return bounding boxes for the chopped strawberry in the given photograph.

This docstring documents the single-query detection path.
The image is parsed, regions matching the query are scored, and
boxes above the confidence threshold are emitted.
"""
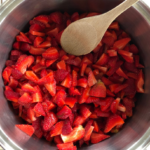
[110,98,120,113]
[18,92,32,105]
[45,79,56,96]
[96,53,109,66]
[15,55,34,74]
[80,105,91,119]
[129,44,139,54]
[88,71,97,87]
[86,97,99,103]
[25,71,39,83]
[61,74,72,88]
[102,36,115,47]
[113,38,131,50]
[80,63,87,76]
[90,80,106,98]
[61,125,85,143]
[50,121,64,137]
[69,87,81,96]
[104,114,124,133]
[91,133,110,144]
[27,107,36,121]
[57,142,74,150]
[57,105,72,119]
[93,121,99,132]
[72,70,78,86]
[29,46,45,55]
[8,76,18,89]
[53,90,66,107]
[117,103,126,112]
[73,116,86,127]
[54,135,63,144]
[54,69,69,82]
[34,37,44,47]
[42,47,59,60]
[57,60,66,70]
[21,83,35,93]
[116,67,128,79]
[4,86,19,102]
[43,112,58,131]
[107,50,117,57]
[101,76,113,86]
[95,109,110,117]
[65,97,77,108]
[62,119,73,135]
[16,32,31,44]
[124,62,138,73]
[79,86,90,104]
[78,78,88,88]
[92,65,108,73]
[34,103,46,116]
[34,15,49,24]
[109,22,119,30]
[2,66,12,82]
[16,124,34,136]
[32,85,43,102]
[136,70,144,93]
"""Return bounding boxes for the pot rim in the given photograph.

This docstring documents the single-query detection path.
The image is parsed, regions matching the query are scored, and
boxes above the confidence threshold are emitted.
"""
[0,0,150,150]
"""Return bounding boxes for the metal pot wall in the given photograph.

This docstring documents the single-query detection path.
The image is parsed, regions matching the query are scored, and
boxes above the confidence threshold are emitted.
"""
[0,0,150,150]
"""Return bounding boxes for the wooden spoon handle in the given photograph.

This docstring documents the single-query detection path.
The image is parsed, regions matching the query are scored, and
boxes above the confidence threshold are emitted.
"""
[104,0,139,22]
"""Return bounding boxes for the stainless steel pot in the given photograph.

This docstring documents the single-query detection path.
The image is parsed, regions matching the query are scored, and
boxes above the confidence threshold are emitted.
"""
[0,0,150,150]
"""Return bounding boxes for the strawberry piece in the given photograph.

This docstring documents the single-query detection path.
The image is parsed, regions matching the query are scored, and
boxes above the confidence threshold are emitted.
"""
[54,69,69,82]
[2,66,12,82]
[29,30,45,37]
[42,47,59,60]
[54,135,63,144]
[124,62,138,73]
[116,67,128,79]
[129,44,139,54]
[15,55,34,74]
[57,60,66,70]
[34,37,44,47]
[102,36,115,47]
[101,76,113,86]
[4,86,19,102]
[110,98,120,113]
[49,12,63,24]
[96,53,109,66]
[61,74,72,88]
[104,114,124,133]
[80,105,91,119]
[38,41,51,48]
[57,105,72,119]
[65,97,77,108]
[95,109,110,117]
[91,133,110,144]
[122,54,134,63]
[29,46,45,55]
[73,116,86,127]
[86,97,99,103]
[13,41,20,50]
[18,92,32,105]
[114,84,128,94]
[117,103,126,112]
[113,38,131,50]
[32,63,46,73]
[57,142,74,150]
[106,89,115,97]
[27,107,36,121]
[136,70,144,93]
[78,78,88,88]
[16,125,34,136]
[88,71,97,87]
[25,71,39,83]
[90,80,106,98]
[72,70,78,86]
[53,90,66,107]
[62,119,73,135]
[43,112,58,131]
[16,32,31,44]
[32,85,43,102]
[8,77,18,89]
[107,50,117,57]
[34,15,49,24]
[61,125,85,143]
[79,86,90,104]
[66,57,82,67]
[93,121,99,132]
[118,50,133,57]
[20,43,31,52]
[92,65,108,73]
[50,121,64,137]
[109,22,119,30]
[10,50,22,61]
[38,71,54,84]
[46,59,57,67]
[45,79,56,96]
[80,63,87,76]
[134,55,144,68]
[71,12,79,21]
[69,87,81,96]
[30,23,45,32]
[42,100,56,114]
[84,126,94,141]
[34,103,46,116]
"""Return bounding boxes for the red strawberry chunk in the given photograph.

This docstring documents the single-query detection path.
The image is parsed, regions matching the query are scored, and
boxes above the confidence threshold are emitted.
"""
[18,92,32,105]
[54,135,63,144]
[8,77,18,89]
[15,55,34,74]
[57,105,72,119]
[80,63,88,76]
[29,46,45,55]
[45,79,56,96]
[4,86,19,102]
[96,53,109,66]
[90,80,106,98]
[93,121,99,132]
[88,71,97,87]
[61,125,85,143]
[50,121,64,137]
[42,47,59,60]
[62,119,73,135]
[91,133,110,144]
[54,69,69,82]
[27,107,36,121]
[16,124,34,136]
[61,74,72,88]
[101,76,113,86]
[53,90,66,107]
[72,70,78,86]
[21,83,35,93]
[117,103,126,112]
[32,85,43,102]
[69,87,81,96]
[43,112,58,131]
[110,98,120,113]
[73,115,86,127]
[104,114,124,133]
[57,60,66,70]
[65,97,77,108]
[79,86,90,104]
[129,44,139,54]
[34,37,44,47]
[34,103,46,116]
[102,36,115,47]
[2,66,12,82]
[78,78,88,88]
[95,109,110,117]
[25,71,39,83]
[84,126,94,141]
[86,97,99,103]
[107,50,117,57]
[136,70,144,93]
[34,15,49,24]
[116,67,128,79]
[80,105,91,119]
[57,142,74,150]
[16,32,31,44]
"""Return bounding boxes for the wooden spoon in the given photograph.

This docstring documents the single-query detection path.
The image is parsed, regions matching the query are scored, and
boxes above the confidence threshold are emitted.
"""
[61,0,139,56]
